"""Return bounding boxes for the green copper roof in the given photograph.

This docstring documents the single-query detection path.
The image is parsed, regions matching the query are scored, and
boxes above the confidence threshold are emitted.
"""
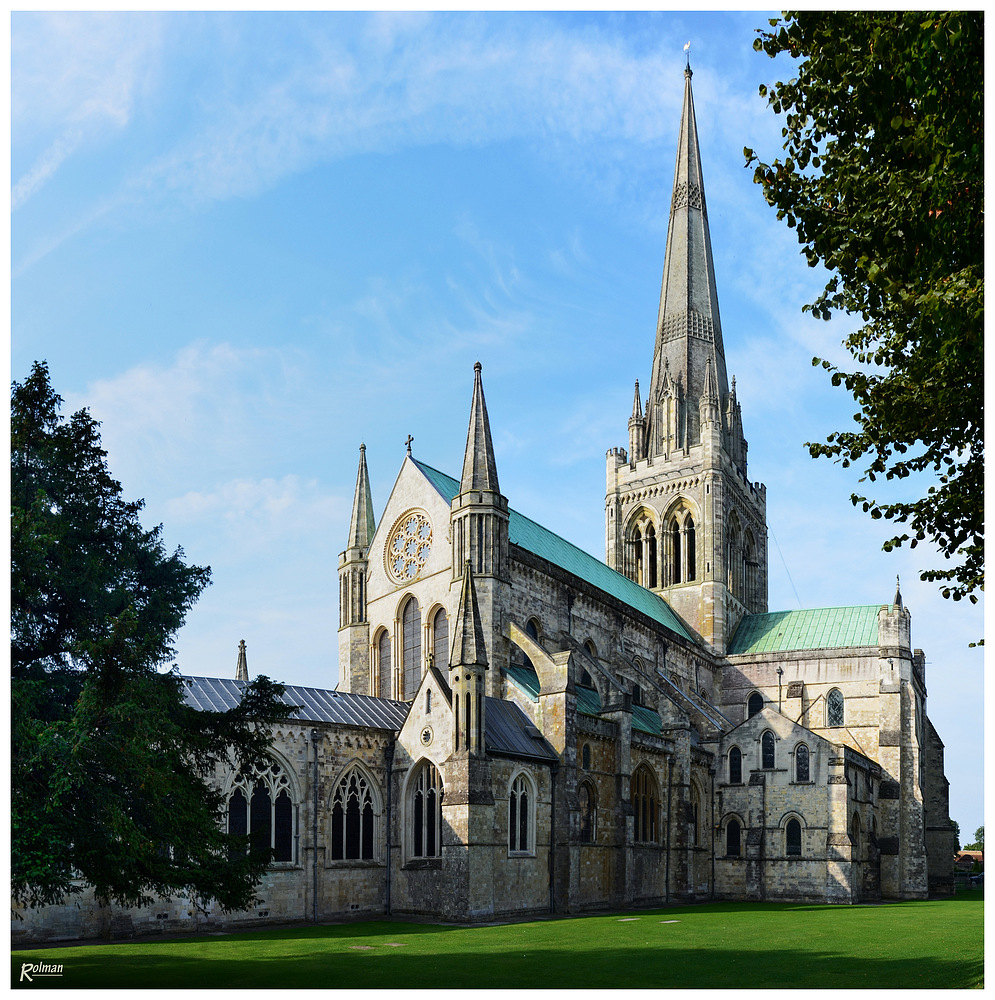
[727,606,883,655]
[504,664,541,700]
[413,459,696,643]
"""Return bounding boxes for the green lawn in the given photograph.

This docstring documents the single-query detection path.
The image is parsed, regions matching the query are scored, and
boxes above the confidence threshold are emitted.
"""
[12,891,983,989]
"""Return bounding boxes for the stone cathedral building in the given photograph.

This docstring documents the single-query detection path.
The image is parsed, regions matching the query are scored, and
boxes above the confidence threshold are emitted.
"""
[15,66,955,944]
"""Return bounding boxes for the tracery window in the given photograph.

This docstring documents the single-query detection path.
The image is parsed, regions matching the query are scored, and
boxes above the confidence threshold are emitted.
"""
[227,758,296,864]
[386,510,432,583]
[331,767,379,861]
[726,818,741,857]
[795,743,810,783]
[410,761,444,859]
[786,818,802,856]
[631,764,658,843]
[761,731,775,770]
[579,781,597,843]
[827,689,845,728]
[402,597,421,700]
[625,509,658,589]
[729,746,742,784]
[508,773,535,854]
[747,692,763,718]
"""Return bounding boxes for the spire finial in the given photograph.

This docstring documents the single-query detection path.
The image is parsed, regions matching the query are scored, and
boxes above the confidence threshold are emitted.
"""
[894,575,903,609]
[460,362,500,494]
[347,442,376,549]
[683,40,692,76]
[235,639,248,682]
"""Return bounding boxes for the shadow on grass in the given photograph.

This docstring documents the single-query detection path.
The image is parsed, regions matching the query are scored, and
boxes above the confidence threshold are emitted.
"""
[11,896,984,990]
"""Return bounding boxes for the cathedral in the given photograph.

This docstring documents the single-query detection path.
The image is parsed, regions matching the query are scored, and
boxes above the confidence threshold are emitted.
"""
[15,65,955,944]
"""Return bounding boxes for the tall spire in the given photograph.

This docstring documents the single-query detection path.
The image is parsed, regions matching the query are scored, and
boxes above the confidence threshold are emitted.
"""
[646,62,729,453]
[451,560,489,670]
[235,639,248,682]
[630,380,643,420]
[347,443,376,550]
[460,362,500,493]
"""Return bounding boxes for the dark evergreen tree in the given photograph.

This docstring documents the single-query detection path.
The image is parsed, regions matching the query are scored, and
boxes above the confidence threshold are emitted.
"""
[12,361,295,911]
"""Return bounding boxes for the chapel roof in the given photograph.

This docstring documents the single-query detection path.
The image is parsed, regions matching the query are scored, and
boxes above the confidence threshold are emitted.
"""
[727,605,889,655]
[413,458,696,643]
[181,675,558,762]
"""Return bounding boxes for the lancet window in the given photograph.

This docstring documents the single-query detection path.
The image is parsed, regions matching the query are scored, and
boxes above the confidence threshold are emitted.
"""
[401,597,421,700]
[631,764,659,843]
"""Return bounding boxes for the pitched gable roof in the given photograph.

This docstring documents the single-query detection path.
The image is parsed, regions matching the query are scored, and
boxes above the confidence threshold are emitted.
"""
[412,458,696,643]
[728,606,883,655]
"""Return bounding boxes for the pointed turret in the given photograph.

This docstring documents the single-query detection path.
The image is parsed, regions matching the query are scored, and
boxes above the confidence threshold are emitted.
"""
[347,443,376,550]
[235,639,248,682]
[338,444,377,694]
[628,380,645,462]
[460,361,500,494]
[450,561,488,756]
[646,61,729,453]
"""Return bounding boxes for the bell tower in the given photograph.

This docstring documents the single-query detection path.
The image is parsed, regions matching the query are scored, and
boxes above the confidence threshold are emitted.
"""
[605,61,768,654]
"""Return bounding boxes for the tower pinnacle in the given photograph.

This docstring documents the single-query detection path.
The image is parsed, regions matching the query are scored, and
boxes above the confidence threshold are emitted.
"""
[347,443,376,550]
[460,362,501,494]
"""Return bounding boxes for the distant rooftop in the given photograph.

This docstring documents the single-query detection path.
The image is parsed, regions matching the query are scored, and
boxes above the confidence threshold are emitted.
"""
[728,606,885,655]
[413,458,696,644]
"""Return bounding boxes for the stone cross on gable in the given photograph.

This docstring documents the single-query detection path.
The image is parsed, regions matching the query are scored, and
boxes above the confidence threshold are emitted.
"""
[406,434,414,456]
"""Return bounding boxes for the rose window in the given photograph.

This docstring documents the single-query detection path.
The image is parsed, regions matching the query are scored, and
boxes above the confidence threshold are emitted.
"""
[387,511,432,583]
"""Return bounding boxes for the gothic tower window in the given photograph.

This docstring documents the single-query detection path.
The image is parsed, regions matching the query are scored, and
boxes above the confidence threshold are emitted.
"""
[579,780,597,843]
[625,509,658,588]
[410,760,443,859]
[795,743,810,783]
[761,731,775,769]
[729,746,742,784]
[226,758,297,864]
[508,773,535,854]
[747,692,763,718]
[376,628,392,700]
[647,524,658,588]
[743,529,756,607]
[401,597,421,700]
[685,515,696,581]
[331,766,379,861]
[669,515,681,585]
[432,607,449,671]
[826,688,845,728]
[726,818,742,857]
[631,764,658,843]
[786,818,802,856]
[727,513,742,600]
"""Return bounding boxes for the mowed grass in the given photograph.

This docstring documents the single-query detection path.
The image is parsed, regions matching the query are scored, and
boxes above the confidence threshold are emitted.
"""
[12,891,983,990]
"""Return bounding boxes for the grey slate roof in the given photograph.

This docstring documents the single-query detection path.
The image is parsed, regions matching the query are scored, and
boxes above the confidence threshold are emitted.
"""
[181,675,557,762]
[181,676,410,730]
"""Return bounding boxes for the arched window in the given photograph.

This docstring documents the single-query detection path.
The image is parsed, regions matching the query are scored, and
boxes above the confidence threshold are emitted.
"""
[827,689,845,728]
[331,766,379,861]
[669,516,682,585]
[631,765,658,843]
[227,757,297,864]
[743,530,756,606]
[579,781,596,843]
[850,813,861,859]
[402,597,421,700]
[433,607,449,671]
[726,818,741,857]
[786,818,802,856]
[377,628,391,699]
[689,783,701,847]
[581,743,591,771]
[747,692,763,718]
[729,746,742,784]
[632,682,642,706]
[646,524,658,588]
[761,731,775,769]
[727,514,742,599]
[795,743,810,783]
[508,773,534,854]
[686,516,696,581]
[410,761,443,859]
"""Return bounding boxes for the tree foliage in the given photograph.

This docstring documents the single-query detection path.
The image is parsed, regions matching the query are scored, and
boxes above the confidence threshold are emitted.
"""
[12,361,296,912]
[746,12,982,605]
[964,825,984,852]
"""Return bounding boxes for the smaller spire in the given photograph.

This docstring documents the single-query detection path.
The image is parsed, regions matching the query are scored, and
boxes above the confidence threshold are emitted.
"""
[235,639,248,682]
[347,443,376,550]
[630,380,643,420]
[702,358,718,403]
[451,561,488,670]
[894,575,903,609]
[460,362,500,494]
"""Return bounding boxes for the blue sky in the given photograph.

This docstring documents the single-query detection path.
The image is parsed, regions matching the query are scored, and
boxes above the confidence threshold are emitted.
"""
[11,11,984,838]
